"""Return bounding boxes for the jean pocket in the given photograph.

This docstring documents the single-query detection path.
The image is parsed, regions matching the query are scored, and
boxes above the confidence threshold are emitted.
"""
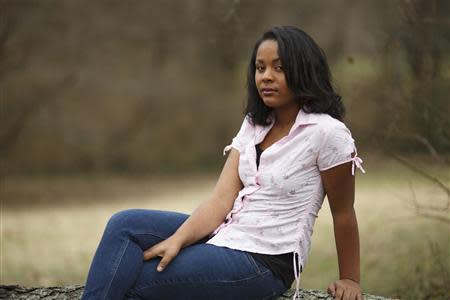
[243,252,268,275]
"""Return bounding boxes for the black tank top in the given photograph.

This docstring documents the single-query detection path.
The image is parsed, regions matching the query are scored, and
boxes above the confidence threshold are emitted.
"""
[246,143,297,289]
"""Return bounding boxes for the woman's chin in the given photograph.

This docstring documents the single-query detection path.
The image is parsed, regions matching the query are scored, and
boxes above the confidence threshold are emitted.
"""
[262,101,287,109]
[261,97,279,108]
[261,96,298,110]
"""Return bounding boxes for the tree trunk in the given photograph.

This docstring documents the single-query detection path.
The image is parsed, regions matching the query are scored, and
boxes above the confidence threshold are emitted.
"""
[0,285,397,299]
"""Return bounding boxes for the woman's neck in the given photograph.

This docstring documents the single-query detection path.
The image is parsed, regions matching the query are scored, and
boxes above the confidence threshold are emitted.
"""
[273,105,300,129]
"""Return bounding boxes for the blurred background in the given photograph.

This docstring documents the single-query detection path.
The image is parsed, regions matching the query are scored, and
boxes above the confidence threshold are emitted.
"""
[1,0,449,299]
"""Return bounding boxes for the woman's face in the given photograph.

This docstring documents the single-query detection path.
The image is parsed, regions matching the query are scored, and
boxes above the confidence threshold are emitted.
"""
[255,39,296,110]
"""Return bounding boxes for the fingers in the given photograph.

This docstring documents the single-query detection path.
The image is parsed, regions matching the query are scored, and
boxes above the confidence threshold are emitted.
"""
[328,280,362,300]
[157,250,176,272]
[336,287,356,300]
[327,282,337,298]
[356,291,363,300]
[342,289,354,300]
[143,243,180,272]
[143,246,160,261]
[330,286,361,300]
[335,286,344,300]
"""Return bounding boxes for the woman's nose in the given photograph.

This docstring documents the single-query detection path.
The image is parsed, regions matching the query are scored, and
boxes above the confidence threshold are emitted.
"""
[262,68,274,81]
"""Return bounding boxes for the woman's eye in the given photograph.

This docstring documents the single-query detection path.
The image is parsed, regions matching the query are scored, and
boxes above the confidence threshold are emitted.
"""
[256,65,264,72]
[275,65,283,71]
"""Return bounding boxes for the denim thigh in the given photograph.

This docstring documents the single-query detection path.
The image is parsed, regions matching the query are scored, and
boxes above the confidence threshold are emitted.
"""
[82,209,194,300]
[125,242,287,300]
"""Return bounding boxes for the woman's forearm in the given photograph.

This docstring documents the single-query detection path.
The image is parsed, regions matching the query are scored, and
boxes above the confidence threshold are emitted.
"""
[170,149,242,249]
[171,195,235,248]
[333,209,360,283]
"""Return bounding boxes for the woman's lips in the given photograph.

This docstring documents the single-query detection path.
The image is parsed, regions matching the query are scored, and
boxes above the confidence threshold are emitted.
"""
[261,88,277,96]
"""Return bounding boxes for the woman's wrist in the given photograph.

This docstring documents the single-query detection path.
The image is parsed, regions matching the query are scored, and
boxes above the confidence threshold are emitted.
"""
[169,232,189,248]
[340,277,360,284]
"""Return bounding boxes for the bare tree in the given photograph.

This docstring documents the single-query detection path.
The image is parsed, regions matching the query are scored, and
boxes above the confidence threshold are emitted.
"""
[379,0,449,222]
[0,3,78,158]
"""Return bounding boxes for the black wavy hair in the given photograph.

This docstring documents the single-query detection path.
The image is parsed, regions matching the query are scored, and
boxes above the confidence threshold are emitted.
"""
[245,26,345,125]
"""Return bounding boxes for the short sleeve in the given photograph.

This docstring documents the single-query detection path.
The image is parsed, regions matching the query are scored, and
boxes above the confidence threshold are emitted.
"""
[317,124,357,171]
[223,115,253,155]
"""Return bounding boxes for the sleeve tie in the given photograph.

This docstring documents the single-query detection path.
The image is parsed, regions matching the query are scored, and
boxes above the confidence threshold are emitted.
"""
[351,151,366,176]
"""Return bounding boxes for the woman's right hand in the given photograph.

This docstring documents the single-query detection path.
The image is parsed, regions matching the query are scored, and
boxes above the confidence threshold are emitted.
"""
[143,236,184,272]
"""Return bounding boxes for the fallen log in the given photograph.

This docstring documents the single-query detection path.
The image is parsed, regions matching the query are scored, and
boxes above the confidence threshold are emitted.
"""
[0,285,397,300]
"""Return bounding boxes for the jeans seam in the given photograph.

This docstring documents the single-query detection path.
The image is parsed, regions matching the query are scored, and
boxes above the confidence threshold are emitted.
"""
[137,271,264,290]
[101,239,130,300]
[132,232,168,240]
[134,264,273,293]
[133,272,272,295]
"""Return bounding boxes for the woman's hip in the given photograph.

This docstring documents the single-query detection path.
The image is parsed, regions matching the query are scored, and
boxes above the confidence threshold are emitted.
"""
[125,243,287,300]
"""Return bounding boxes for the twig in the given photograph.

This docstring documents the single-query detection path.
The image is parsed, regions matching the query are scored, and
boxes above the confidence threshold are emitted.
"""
[391,154,450,198]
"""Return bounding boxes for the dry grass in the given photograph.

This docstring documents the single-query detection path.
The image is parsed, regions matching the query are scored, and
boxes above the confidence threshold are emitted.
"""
[1,154,449,298]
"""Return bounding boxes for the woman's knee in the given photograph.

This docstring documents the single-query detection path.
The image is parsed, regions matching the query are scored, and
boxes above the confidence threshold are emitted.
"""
[104,209,189,243]
[105,209,148,236]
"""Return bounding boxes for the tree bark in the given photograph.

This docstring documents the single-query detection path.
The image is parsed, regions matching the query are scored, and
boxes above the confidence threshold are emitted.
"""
[0,285,397,299]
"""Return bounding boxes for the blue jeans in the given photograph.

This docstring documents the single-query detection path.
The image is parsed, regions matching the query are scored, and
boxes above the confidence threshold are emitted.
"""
[81,209,288,300]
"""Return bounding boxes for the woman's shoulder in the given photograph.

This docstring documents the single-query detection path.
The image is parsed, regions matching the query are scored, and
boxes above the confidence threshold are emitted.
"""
[240,114,257,131]
[312,113,351,133]
[241,113,270,133]
[232,114,257,141]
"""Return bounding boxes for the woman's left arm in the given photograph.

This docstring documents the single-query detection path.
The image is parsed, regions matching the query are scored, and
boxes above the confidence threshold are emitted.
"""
[320,160,362,300]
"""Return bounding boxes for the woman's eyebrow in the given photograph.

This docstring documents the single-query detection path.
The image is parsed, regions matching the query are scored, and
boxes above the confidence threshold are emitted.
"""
[255,58,281,63]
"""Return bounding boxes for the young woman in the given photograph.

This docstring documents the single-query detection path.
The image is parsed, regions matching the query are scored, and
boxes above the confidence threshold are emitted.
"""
[81,26,365,300]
